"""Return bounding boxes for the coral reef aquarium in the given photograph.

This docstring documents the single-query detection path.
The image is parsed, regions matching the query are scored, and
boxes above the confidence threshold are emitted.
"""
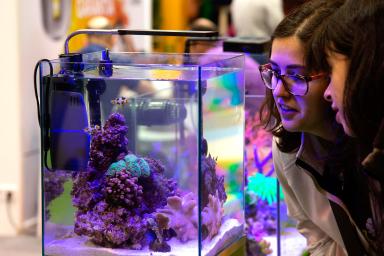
[39,50,245,255]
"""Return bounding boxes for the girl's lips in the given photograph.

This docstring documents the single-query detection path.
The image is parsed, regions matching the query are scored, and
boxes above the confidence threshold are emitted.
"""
[331,105,341,123]
[335,110,341,123]
[278,103,298,120]
[278,103,297,113]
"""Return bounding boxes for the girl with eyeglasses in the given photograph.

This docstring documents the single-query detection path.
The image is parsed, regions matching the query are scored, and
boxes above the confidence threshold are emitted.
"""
[309,0,384,254]
[258,0,371,255]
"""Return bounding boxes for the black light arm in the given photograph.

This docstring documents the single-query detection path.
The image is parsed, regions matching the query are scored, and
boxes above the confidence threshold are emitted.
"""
[64,29,219,54]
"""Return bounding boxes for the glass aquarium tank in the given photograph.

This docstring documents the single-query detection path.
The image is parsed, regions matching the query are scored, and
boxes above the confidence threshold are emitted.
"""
[39,51,245,256]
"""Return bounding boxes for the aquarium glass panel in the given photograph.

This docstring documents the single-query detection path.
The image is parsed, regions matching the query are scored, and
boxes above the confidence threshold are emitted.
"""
[200,55,246,255]
[243,52,307,256]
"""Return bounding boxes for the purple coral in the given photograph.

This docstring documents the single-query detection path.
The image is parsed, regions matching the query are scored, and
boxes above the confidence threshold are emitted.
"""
[88,113,128,172]
[71,113,180,249]
[156,193,198,243]
[139,158,179,212]
[44,170,69,206]
[245,194,277,255]
[44,169,70,219]
[102,170,143,207]
[202,192,224,241]
[74,200,149,248]
[71,167,103,210]
[202,154,227,207]
[245,196,277,238]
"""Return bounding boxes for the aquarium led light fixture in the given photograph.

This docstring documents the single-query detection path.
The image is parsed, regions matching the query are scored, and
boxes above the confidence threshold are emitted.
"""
[64,29,219,54]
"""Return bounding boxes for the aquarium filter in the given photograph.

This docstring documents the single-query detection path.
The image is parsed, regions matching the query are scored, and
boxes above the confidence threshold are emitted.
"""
[49,90,89,171]
[44,53,89,171]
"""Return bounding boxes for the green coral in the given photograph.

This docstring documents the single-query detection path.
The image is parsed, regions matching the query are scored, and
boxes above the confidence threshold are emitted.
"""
[124,154,150,177]
[137,158,150,177]
[106,154,151,177]
[247,173,284,205]
[106,160,126,176]
[124,154,138,163]
[125,154,141,177]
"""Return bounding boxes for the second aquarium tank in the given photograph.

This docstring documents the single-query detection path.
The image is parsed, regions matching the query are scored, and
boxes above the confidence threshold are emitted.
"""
[40,50,245,255]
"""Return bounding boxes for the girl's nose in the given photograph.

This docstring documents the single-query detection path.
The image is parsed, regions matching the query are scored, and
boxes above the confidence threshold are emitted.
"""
[273,78,290,97]
[323,85,333,102]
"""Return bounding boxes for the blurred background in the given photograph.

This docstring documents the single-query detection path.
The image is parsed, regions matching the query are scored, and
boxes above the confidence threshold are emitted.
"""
[0,0,306,255]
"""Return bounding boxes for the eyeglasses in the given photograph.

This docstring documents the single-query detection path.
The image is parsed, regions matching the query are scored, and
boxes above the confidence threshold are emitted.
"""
[259,63,328,96]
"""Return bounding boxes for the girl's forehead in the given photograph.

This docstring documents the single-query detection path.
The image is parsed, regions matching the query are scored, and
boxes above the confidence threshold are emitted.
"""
[270,37,305,66]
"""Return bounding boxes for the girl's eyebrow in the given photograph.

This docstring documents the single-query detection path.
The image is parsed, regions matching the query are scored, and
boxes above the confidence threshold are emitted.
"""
[269,60,305,70]
[286,64,305,70]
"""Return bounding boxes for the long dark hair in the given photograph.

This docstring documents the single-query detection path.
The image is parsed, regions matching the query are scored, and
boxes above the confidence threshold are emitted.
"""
[310,0,384,157]
[259,0,345,152]
[310,0,384,253]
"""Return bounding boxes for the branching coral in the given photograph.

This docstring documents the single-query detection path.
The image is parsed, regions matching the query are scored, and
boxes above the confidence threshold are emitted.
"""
[202,154,227,207]
[147,217,171,252]
[102,170,143,207]
[155,213,170,232]
[87,113,128,172]
[244,110,274,177]
[202,191,224,241]
[156,193,198,243]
